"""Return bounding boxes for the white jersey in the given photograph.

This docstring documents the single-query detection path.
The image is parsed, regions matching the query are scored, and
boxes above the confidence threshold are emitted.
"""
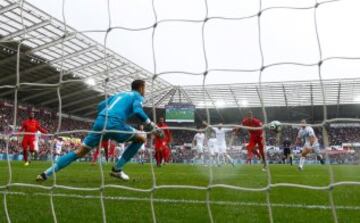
[208,138,218,155]
[212,127,232,151]
[34,131,41,152]
[212,127,232,144]
[138,130,147,151]
[55,139,63,154]
[297,126,320,153]
[193,132,205,147]
[297,126,318,145]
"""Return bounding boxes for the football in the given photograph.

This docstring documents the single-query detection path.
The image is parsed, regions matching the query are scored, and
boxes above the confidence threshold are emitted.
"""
[269,120,282,133]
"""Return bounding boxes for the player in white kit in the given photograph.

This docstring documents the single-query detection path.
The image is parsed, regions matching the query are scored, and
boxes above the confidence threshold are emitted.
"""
[115,143,125,162]
[207,137,219,166]
[137,124,147,164]
[34,131,41,153]
[192,127,206,164]
[210,123,235,166]
[32,131,41,161]
[296,119,324,171]
[54,137,64,162]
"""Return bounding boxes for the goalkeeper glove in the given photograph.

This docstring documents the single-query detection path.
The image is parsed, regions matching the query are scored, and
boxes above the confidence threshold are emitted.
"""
[147,121,164,138]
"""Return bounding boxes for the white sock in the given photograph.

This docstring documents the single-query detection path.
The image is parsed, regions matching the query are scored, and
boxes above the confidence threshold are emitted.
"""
[226,154,233,163]
[299,157,305,168]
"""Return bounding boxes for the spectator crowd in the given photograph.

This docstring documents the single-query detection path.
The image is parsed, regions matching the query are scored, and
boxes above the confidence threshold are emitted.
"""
[1,100,360,164]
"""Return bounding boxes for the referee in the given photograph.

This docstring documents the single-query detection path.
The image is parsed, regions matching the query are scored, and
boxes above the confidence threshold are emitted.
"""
[282,137,292,165]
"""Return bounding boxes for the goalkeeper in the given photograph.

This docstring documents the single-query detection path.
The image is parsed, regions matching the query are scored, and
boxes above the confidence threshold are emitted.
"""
[36,80,162,181]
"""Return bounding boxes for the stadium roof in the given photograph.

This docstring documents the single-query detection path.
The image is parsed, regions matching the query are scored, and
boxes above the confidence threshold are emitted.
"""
[1,0,360,119]
[0,0,171,105]
[154,77,360,109]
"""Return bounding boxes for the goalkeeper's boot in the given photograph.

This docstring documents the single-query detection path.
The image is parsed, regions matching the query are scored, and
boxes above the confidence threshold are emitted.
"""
[36,173,47,182]
[298,166,303,171]
[110,167,129,181]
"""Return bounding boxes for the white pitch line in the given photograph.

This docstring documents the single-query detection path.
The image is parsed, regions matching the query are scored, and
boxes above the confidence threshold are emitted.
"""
[1,191,360,211]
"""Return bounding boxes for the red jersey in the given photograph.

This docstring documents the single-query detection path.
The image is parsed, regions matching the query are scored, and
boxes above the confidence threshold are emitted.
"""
[154,122,172,148]
[19,118,47,138]
[242,117,263,136]
[101,140,116,151]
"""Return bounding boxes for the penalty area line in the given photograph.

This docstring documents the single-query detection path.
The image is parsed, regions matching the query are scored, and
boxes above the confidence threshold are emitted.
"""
[1,191,360,211]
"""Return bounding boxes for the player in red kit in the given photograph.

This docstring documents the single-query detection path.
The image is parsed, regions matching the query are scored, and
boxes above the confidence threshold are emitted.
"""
[239,111,267,170]
[91,139,116,165]
[18,112,47,166]
[154,117,172,166]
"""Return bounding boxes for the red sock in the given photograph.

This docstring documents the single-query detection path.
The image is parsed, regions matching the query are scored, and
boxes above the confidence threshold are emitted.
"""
[92,148,100,162]
[155,150,162,166]
[23,148,28,162]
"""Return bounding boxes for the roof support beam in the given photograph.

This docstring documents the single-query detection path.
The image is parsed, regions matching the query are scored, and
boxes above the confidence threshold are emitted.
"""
[0,20,51,41]
[310,84,314,122]
[0,46,97,83]
[0,3,18,15]
[179,87,193,104]
[33,56,117,84]
[81,109,99,117]
[282,84,288,108]
[61,93,103,109]
[155,87,175,106]
[255,86,268,121]
[205,89,224,123]
[22,87,57,102]
[65,56,114,74]
[41,84,102,106]
[336,82,341,118]
[229,87,244,117]
[69,99,104,114]
[143,86,174,105]
[0,33,77,66]
[168,87,178,104]
[40,78,139,107]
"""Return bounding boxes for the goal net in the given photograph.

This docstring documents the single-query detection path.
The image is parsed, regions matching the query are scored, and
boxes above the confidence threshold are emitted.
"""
[1,0,360,222]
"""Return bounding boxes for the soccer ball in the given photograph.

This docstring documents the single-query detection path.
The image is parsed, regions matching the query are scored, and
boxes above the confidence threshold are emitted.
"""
[269,120,282,133]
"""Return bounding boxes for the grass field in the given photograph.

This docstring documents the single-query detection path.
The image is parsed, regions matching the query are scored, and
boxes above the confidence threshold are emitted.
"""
[1,161,360,223]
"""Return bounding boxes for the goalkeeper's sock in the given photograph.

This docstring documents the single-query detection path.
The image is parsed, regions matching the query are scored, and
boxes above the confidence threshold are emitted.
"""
[45,151,78,177]
[115,142,142,171]
[299,157,305,168]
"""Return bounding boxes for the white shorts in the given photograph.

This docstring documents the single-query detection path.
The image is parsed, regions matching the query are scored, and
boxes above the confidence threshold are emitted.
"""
[139,145,146,152]
[194,145,204,153]
[34,141,39,152]
[217,142,227,154]
[209,146,219,156]
[55,148,61,155]
[303,142,320,154]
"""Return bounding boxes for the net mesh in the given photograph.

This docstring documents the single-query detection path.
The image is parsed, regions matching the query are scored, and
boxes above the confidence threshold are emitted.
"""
[1,0,360,222]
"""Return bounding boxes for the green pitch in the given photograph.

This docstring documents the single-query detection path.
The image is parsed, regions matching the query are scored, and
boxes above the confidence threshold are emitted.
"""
[1,161,360,223]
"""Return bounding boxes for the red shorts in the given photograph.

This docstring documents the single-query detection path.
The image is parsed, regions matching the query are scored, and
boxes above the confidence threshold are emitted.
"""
[247,135,264,151]
[22,136,35,151]
[101,140,116,156]
[155,141,168,152]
